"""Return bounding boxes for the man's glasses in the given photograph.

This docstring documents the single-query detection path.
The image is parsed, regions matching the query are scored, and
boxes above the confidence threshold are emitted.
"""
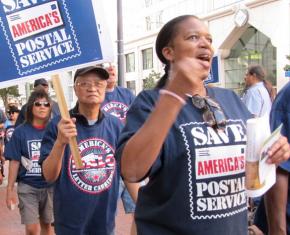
[75,81,106,89]
[191,95,226,131]
[7,111,17,115]
[34,101,50,107]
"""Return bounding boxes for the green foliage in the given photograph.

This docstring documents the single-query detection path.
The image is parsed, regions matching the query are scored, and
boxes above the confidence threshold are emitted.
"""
[0,86,20,109]
[143,70,161,90]
[284,55,290,71]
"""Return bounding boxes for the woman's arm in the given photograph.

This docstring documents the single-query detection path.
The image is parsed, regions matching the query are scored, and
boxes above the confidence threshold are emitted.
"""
[6,160,19,209]
[121,58,210,182]
[264,167,288,235]
[121,94,184,182]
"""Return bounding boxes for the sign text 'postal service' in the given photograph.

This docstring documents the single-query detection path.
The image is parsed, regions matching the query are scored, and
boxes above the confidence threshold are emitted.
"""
[0,0,113,86]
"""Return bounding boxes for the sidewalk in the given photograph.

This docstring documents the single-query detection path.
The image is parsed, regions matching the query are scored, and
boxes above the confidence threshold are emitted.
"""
[0,177,132,235]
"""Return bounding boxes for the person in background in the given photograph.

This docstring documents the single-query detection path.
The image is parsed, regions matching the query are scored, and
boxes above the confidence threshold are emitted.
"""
[4,105,20,144]
[0,105,20,184]
[40,66,122,235]
[0,107,7,184]
[5,89,54,235]
[242,65,275,117]
[0,153,3,185]
[101,63,140,234]
[116,15,290,235]
[253,81,290,235]
[15,78,60,127]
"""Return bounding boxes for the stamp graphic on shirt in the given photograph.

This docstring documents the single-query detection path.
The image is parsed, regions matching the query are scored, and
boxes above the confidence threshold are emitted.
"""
[68,138,115,194]
[101,101,129,122]
[26,139,42,176]
[180,120,248,220]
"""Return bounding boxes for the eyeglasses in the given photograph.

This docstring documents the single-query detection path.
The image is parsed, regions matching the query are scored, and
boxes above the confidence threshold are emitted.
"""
[33,101,50,107]
[7,111,17,115]
[191,95,226,130]
[75,81,106,89]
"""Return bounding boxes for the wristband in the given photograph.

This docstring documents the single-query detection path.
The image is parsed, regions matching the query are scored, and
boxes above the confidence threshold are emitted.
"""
[159,89,186,105]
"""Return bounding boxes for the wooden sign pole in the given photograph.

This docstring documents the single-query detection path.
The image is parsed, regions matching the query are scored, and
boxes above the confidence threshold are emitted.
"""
[51,74,83,169]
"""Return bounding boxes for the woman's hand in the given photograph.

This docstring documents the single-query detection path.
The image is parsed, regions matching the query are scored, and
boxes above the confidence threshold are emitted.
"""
[266,136,290,165]
[6,188,17,210]
[166,57,210,97]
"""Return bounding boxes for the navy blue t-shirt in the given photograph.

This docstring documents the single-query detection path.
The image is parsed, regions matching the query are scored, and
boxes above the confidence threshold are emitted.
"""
[116,87,252,235]
[39,107,123,235]
[101,86,135,122]
[4,123,50,188]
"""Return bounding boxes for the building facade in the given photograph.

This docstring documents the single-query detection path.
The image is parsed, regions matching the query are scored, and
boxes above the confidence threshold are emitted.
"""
[123,0,290,95]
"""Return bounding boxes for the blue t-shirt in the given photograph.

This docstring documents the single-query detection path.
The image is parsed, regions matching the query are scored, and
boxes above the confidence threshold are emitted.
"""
[116,87,252,235]
[270,82,290,234]
[39,106,123,235]
[4,123,50,188]
[101,86,135,122]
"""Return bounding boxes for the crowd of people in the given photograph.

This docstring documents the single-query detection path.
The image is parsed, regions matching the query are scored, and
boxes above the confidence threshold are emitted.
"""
[0,14,289,235]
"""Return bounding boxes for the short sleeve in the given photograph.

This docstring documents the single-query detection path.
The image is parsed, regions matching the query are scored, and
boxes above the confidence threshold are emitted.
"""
[4,127,23,161]
[116,90,162,181]
[39,117,59,165]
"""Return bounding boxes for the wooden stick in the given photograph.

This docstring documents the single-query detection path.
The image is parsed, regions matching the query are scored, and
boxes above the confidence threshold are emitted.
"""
[51,74,83,169]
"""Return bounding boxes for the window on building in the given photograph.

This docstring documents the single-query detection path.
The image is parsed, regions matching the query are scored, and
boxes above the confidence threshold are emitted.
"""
[142,48,153,70]
[126,81,136,95]
[224,26,276,95]
[145,16,152,31]
[144,0,152,8]
[125,53,135,73]
[156,11,163,28]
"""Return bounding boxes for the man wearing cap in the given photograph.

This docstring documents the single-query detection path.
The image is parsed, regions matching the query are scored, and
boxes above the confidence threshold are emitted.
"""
[39,66,122,235]
[4,105,20,144]
[101,64,140,234]
[15,78,60,127]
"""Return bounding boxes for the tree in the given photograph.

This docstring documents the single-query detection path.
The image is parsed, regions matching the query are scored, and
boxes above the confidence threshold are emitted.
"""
[143,70,161,90]
[0,86,20,109]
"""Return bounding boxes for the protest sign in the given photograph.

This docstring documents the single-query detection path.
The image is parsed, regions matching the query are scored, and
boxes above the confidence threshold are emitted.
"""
[0,0,113,88]
[204,55,220,84]
[0,0,114,168]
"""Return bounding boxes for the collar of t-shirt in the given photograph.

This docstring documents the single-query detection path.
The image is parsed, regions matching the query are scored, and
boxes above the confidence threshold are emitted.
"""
[33,124,46,130]
[69,103,104,126]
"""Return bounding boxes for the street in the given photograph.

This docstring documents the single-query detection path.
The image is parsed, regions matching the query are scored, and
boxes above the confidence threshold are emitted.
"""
[0,175,132,235]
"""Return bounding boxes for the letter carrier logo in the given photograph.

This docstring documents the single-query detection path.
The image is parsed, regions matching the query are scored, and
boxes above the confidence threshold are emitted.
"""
[68,138,116,194]
[101,101,129,122]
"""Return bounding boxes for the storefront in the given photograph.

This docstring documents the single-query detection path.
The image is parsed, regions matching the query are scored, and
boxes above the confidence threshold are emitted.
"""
[207,0,290,93]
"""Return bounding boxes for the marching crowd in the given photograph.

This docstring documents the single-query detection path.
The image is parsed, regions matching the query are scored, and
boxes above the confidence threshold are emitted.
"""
[0,15,289,235]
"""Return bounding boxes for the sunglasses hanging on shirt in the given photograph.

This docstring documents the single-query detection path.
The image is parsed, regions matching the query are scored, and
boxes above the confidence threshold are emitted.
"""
[191,95,226,131]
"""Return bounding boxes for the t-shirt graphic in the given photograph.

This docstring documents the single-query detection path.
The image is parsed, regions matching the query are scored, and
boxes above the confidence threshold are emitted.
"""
[5,125,15,142]
[68,137,116,194]
[180,120,247,220]
[25,139,42,176]
[101,86,135,123]
[101,101,129,122]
